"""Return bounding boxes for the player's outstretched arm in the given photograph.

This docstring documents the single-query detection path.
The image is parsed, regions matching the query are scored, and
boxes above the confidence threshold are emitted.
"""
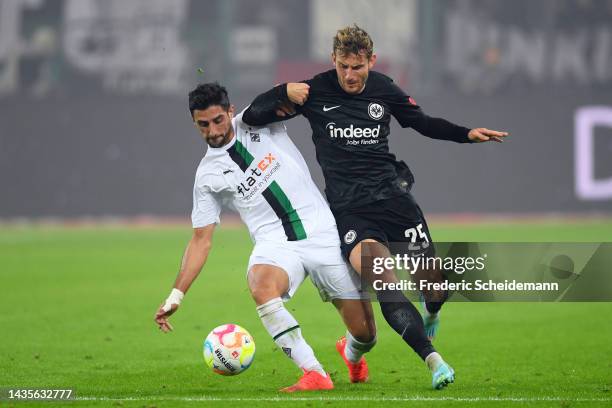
[154,224,215,333]
[410,113,509,144]
[385,80,509,143]
[242,83,309,126]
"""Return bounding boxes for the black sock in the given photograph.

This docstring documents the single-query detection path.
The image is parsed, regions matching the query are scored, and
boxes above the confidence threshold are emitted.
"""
[376,290,436,361]
[425,301,443,314]
[425,289,449,314]
[418,263,450,315]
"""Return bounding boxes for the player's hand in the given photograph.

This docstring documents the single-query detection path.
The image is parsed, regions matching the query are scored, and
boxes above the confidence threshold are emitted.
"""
[154,302,179,333]
[287,83,310,106]
[468,128,509,143]
[276,101,297,117]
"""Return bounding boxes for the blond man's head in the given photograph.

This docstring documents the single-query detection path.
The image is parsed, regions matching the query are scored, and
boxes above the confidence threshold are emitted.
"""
[331,24,376,94]
[332,24,374,58]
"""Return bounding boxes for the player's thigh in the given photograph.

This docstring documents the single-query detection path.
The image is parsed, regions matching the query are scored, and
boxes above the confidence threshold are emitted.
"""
[349,238,399,285]
[247,244,306,305]
[300,235,368,303]
[348,238,386,274]
[247,264,290,305]
[332,298,376,342]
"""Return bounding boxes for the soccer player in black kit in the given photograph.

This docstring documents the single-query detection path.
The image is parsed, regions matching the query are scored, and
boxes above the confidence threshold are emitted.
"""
[243,25,508,389]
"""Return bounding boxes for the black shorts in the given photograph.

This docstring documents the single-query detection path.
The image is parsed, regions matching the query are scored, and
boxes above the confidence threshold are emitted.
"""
[332,194,433,259]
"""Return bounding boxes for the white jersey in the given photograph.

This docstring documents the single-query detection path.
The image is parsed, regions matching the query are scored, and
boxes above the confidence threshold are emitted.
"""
[191,111,338,243]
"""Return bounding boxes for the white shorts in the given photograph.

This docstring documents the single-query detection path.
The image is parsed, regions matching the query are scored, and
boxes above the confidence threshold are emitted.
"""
[247,228,367,302]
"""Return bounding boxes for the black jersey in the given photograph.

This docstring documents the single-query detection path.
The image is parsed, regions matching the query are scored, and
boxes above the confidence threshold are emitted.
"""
[243,69,472,212]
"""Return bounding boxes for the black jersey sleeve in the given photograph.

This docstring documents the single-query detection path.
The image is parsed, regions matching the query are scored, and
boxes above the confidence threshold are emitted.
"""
[242,84,299,126]
[385,81,472,143]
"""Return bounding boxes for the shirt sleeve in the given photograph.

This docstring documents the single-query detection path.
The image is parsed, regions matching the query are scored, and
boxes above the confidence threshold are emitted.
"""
[191,180,222,228]
[385,81,472,143]
[237,106,286,134]
[242,84,299,126]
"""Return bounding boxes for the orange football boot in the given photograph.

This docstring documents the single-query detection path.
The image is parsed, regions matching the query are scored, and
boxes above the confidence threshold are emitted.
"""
[280,369,334,392]
[336,336,369,383]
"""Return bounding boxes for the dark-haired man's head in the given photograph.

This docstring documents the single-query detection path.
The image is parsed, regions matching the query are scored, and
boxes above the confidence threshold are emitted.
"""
[189,82,235,148]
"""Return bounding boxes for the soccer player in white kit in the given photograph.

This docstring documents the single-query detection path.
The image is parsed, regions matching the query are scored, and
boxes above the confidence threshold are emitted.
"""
[154,83,376,392]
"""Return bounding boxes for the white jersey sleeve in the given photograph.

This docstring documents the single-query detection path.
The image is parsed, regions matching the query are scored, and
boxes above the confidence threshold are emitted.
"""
[191,178,222,228]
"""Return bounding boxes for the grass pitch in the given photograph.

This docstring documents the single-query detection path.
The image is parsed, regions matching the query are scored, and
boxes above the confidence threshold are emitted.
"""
[1,220,611,407]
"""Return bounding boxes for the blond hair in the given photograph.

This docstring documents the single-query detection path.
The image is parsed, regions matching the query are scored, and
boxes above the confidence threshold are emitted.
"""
[332,24,374,58]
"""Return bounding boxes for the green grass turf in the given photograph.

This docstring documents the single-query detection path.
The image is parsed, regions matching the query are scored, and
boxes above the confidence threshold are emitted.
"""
[1,221,611,407]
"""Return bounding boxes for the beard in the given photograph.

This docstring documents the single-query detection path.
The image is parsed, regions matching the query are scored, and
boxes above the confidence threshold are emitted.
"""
[206,132,230,148]
[339,75,367,94]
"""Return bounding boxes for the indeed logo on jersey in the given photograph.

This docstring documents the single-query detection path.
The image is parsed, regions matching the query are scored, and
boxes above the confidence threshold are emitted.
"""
[237,153,281,201]
[326,122,380,138]
[326,122,381,145]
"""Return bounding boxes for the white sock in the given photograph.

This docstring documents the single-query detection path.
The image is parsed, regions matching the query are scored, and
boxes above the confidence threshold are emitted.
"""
[256,297,325,376]
[425,352,444,372]
[344,331,376,363]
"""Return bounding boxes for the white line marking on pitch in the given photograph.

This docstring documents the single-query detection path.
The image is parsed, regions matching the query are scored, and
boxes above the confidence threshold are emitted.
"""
[75,396,612,403]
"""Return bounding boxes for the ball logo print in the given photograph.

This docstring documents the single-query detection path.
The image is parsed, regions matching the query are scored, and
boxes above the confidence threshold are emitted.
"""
[344,230,357,244]
[368,102,384,120]
[203,324,256,376]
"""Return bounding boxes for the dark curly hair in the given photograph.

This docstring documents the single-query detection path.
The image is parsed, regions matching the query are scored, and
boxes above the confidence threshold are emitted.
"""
[188,82,230,117]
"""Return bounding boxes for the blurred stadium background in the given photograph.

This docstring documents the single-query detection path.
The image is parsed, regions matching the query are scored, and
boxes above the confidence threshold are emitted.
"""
[1,0,612,222]
[2,1,612,405]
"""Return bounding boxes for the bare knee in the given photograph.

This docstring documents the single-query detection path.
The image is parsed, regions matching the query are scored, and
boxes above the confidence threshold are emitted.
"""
[248,264,289,306]
[249,285,278,305]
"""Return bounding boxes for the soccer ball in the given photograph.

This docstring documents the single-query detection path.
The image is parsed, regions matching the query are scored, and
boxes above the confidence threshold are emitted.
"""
[203,324,256,375]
